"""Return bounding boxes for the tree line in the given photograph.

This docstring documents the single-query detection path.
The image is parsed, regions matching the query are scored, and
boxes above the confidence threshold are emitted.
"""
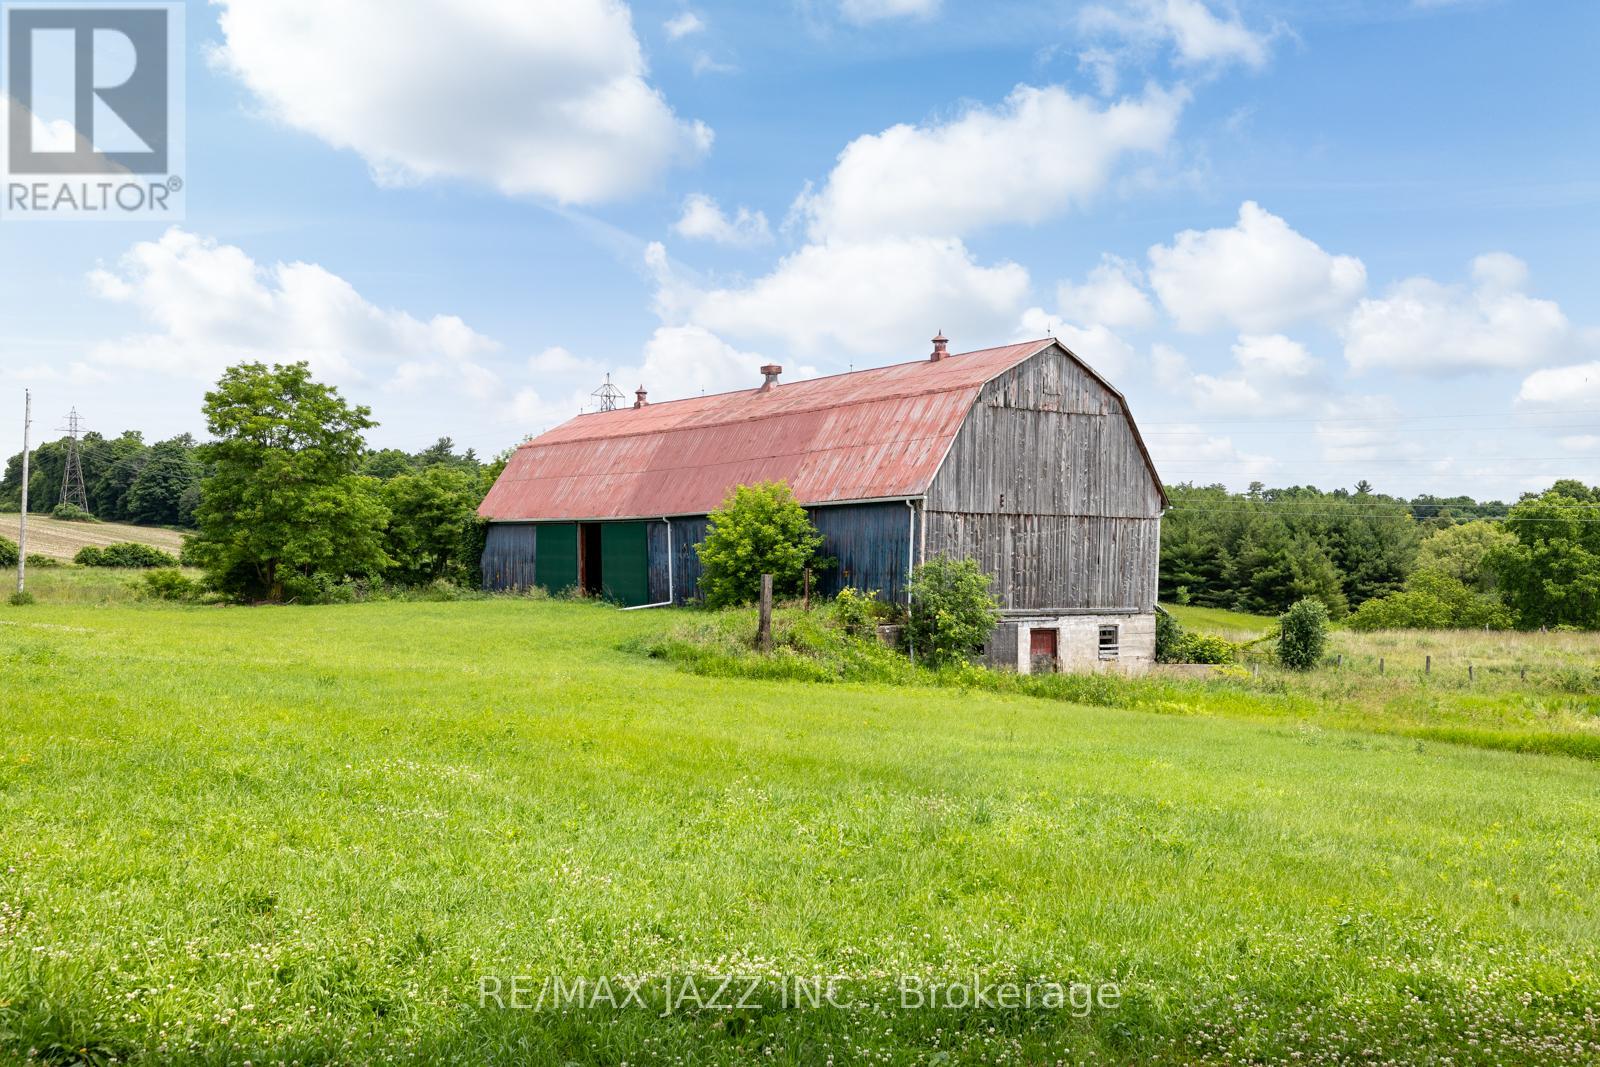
[4,363,501,601]
[1162,479,1600,630]
[0,431,202,526]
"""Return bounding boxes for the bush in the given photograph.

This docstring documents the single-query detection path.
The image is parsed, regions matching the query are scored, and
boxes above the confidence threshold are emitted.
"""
[1276,598,1330,671]
[0,536,16,567]
[832,587,889,639]
[8,590,34,607]
[74,542,180,568]
[24,554,61,568]
[905,556,1001,668]
[51,502,97,522]
[142,568,200,602]
[696,482,825,608]
[1156,611,1239,664]
[1347,570,1514,631]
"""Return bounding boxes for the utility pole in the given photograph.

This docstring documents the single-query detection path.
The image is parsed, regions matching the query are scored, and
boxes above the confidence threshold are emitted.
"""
[18,390,30,595]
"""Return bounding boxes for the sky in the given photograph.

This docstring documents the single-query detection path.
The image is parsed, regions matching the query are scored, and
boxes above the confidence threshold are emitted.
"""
[1,0,1596,500]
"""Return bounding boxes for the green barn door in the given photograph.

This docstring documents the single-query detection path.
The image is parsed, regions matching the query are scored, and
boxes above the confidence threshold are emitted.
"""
[534,523,578,594]
[600,522,650,606]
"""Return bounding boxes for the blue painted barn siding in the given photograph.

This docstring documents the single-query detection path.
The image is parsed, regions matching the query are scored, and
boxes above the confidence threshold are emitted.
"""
[485,502,916,603]
[646,521,671,603]
[664,517,710,604]
[481,523,536,591]
[807,503,914,603]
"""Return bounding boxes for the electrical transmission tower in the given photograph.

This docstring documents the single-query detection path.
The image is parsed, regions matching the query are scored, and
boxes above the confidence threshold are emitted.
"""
[590,373,624,412]
[58,407,89,511]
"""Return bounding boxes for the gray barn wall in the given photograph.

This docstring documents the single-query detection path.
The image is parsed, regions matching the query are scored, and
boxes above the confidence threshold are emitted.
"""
[925,346,1162,612]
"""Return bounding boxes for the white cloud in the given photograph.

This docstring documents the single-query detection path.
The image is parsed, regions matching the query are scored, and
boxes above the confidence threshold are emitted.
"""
[1079,0,1273,78]
[87,229,501,395]
[1148,201,1367,333]
[1017,309,1137,379]
[1315,395,1423,465]
[212,0,711,204]
[653,237,1031,357]
[672,193,772,247]
[838,0,940,24]
[1149,334,1321,415]
[1559,434,1600,452]
[1144,422,1275,482]
[799,84,1184,241]
[1232,333,1316,377]
[1517,361,1600,410]
[1345,253,1570,374]
[664,11,705,38]
[1056,255,1156,330]
[628,325,790,399]
[529,346,594,376]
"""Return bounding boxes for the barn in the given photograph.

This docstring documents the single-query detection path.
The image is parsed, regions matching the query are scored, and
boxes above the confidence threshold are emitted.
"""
[478,335,1167,674]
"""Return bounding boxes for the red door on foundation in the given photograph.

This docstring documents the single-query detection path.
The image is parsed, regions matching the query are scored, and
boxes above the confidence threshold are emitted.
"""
[1029,627,1058,670]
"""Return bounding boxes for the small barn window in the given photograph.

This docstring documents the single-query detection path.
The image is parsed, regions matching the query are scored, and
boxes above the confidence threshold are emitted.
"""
[1098,625,1120,661]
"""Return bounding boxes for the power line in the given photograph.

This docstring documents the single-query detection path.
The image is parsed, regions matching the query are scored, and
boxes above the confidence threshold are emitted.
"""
[1139,407,1600,426]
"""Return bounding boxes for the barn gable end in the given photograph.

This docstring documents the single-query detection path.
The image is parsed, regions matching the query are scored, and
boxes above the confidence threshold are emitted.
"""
[924,342,1164,615]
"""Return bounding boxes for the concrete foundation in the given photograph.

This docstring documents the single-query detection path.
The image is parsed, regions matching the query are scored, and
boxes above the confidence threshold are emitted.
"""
[985,613,1156,677]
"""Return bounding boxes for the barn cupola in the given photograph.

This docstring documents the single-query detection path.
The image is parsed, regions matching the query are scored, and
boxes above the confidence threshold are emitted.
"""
[760,364,782,391]
[930,331,950,361]
[633,386,649,408]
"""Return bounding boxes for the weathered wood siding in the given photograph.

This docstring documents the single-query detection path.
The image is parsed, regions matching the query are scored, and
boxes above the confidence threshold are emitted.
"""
[649,503,913,605]
[481,522,536,591]
[808,502,913,603]
[925,345,1162,612]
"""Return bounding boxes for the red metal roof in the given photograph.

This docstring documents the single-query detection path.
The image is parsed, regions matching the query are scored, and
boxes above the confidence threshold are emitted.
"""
[480,339,1158,521]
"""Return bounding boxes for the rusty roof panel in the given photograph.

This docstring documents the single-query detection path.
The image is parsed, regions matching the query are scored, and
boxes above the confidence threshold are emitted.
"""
[480,340,1059,521]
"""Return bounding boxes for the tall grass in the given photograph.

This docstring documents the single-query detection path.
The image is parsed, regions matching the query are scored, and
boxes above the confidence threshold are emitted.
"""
[4,599,1600,1063]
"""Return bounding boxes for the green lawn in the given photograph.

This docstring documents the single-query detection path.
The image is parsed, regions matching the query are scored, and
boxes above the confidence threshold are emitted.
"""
[3,599,1600,1064]
[1162,602,1278,638]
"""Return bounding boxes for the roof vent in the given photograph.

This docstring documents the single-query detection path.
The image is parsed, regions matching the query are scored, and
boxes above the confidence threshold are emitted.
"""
[930,331,949,362]
[633,386,648,409]
[759,364,782,391]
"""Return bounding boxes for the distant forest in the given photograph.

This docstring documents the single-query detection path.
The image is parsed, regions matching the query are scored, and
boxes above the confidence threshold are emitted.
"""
[1161,479,1600,629]
[0,431,490,528]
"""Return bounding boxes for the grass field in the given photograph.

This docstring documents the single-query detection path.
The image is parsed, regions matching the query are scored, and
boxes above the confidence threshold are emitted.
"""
[1162,602,1279,639]
[2,512,186,562]
[4,596,1600,1063]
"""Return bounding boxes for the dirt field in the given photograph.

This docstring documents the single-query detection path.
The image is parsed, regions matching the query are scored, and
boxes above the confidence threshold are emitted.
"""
[1,512,187,561]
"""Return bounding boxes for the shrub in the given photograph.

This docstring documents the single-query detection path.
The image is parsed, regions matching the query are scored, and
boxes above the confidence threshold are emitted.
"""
[142,568,200,602]
[696,482,825,608]
[8,590,34,607]
[1347,570,1514,631]
[25,554,61,568]
[1276,598,1330,671]
[0,536,16,567]
[832,587,886,639]
[74,542,180,568]
[905,556,1001,668]
[51,502,97,522]
[1156,612,1239,664]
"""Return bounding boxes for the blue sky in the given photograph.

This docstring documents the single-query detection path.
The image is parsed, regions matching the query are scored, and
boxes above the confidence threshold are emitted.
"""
[1,0,1596,499]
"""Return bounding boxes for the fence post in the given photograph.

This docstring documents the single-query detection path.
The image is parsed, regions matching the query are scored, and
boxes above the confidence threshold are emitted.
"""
[758,574,773,652]
[1425,655,1431,675]
[1379,658,1385,676]
[1336,654,1342,668]
[1468,664,1474,683]
[802,568,812,612]
[1521,666,1527,682]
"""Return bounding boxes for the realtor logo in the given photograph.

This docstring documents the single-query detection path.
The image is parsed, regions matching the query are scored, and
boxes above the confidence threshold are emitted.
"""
[2,1,184,220]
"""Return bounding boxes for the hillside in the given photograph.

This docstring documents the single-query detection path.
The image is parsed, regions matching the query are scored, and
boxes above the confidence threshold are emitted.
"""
[1,512,187,562]
[3,598,1599,1063]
